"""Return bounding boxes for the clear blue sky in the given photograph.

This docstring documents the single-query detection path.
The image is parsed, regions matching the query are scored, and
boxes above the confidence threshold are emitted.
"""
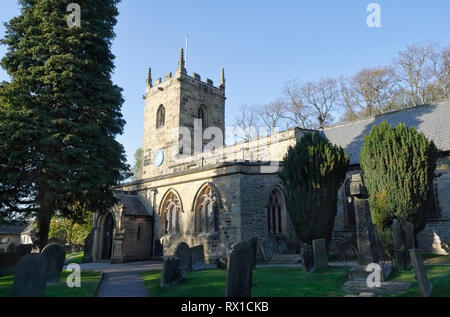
[0,0,449,166]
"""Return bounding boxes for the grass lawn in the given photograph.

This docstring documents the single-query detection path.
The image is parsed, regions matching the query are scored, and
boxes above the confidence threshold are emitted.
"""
[0,270,101,297]
[142,266,348,297]
[388,265,450,297]
[422,254,450,265]
[65,251,84,264]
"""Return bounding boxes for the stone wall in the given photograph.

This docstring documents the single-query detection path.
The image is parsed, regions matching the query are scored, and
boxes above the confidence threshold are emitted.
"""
[120,161,300,263]
[418,155,450,254]
[120,216,153,262]
[332,169,360,244]
[239,172,299,255]
[142,68,225,179]
[333,155,450,254]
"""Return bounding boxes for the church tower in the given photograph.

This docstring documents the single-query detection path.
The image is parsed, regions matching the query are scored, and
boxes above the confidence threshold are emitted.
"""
[141,49,226,178]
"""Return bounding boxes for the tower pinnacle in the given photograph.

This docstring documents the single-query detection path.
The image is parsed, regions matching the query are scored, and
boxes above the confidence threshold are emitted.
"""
[177,48,186,74]
[146,67,152,87]
[219,67,225,89]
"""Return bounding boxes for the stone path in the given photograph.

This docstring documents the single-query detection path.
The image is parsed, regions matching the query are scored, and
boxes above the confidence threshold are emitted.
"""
[74,260,163,274]
[68,260,164,297]
[96,272,150,297]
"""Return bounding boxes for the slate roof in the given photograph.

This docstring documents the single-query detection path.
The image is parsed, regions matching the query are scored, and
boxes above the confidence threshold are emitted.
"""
[0,223,33,235]
[114,192,152,216]
[323,100,450,165]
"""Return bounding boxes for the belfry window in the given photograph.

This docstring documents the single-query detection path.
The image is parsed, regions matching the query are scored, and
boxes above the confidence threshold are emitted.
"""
[156,105,165,128]
[197,105,206,128]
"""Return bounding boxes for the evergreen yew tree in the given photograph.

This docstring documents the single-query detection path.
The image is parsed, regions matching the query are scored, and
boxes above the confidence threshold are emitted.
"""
[0,0,130,250]
[360,121,438,233]
[280,132,348,244]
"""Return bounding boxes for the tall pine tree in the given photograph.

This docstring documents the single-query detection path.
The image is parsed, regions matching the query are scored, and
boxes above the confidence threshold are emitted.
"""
[0,0,130,249]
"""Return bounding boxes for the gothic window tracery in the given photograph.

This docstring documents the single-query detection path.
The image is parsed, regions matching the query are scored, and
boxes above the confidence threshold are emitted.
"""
[194,185,219,233]
[268,188,286,234]
[160,191,181,234]
[156,105,165,128]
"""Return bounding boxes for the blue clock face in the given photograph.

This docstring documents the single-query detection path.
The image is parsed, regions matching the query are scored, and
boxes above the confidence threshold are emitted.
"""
[153,149,164,167]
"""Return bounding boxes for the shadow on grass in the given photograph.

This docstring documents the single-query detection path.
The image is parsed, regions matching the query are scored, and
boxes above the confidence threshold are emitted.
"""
[142,267,348,297]
[388,265,450,297]
[0,270,101,297]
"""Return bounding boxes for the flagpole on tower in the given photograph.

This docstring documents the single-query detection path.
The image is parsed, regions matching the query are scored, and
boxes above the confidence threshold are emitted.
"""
[185,34,189,69]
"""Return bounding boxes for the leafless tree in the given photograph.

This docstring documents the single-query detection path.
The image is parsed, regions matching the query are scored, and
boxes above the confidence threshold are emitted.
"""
[429,45,450,101]
[353,66,399,115]
[232,105,260,142]
[394,42,437,106]
[255,98,288,133]
[338,76,361,122]
[301,78,340,129]
[282,79,313,129]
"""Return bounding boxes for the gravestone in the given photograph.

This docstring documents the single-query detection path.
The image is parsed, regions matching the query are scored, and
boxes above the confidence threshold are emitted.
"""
[41,243,66,283]
[226,240,253,297]
[216,257,227,270]
[154,240,164,257]
[312,239,328,269]
[278,240,289,254]
[409,249,433,297]
[16,244,33,259]
[82,231,94,263]
[350,173,379,265]
[259,245,273,263]
[174,242,192,272]
[6,243,17,253]
[249,237,258,268]
[302,243,314,272]
[191,245,206,271]
[13,254,48,297]
[392,219,406,270]
[404,221,415,268]
[160,257,184,288]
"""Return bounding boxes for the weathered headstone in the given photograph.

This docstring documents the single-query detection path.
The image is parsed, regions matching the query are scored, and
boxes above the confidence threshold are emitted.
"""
[278,240,289,254]
[6,243,17,253]
[16,244,32,259]
[12,254,48,297]
[312,239,328,269]
[392,218,406,270]
[216,257,227,270]
[302,243,314,272]
[226,240,253,297]
[350,173,378,265]
[41,243,66,283]
[249,237,258,268]
[160,257,184,288]
[174,242,192,272]
[82,231,94,263]
[404,221,415,268]
[154,239,164,257]
[259,245,273,263]
[191,245,206,271]
[409,249,433,297]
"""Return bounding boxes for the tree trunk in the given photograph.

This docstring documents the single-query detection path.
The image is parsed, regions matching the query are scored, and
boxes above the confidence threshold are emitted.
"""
[35,208,53,251]
[35,177,54,252]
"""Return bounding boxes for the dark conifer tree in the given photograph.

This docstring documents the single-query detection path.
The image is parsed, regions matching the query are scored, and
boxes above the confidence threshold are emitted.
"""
[0,0,130,249]
[280,132,348,244]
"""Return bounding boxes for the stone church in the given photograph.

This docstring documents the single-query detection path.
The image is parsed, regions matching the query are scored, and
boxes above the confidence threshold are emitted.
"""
[85,49,450,264]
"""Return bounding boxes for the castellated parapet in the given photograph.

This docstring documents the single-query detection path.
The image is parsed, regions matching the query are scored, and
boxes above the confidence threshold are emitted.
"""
[141,49,226,179]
